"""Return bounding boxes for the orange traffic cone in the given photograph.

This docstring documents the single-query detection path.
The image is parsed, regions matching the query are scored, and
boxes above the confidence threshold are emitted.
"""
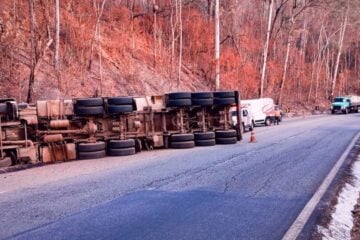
[249,131,257,143]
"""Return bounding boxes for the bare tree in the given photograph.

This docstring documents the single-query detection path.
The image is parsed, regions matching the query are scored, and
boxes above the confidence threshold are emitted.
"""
[260,0,274,98]
[153,0,157,67]
[54,0,60,73]
[97,0,107,96]
[214,0,220,91]
[278,0,314,104]
[130,0,135,84]
[177,0,182,90]
[170,0,176,73]
[207,0,214,22]
[330,1,349,100]
[277,14,294,105]
[87,0,107,71]
[86,0,107,95]
[308,18,329,102]
[27,0,37,103]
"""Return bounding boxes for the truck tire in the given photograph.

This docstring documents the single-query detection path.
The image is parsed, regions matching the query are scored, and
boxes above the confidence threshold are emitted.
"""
[170,133,194,142]
[167,99,192,107]
[194,132,215,140]
[107,105,133,114]
[191,98,213,106]
[213,91,235,98]
[195,139,216,147]
[213,98,236,106]
[191,92,213,107]
[75,106,104,116]
[0,103,7,114]
[216,137,237,145]
[107,97,133,105]
[331,110,335,114]
[108,139,135,149]
[108,147,136,156]
[215,130,237,138]
[167,92,191,100]
[78,150,106,160]
[169,134,195,149]
[170,141,195,149]
[78,142,106,152]
[76,98,103,107]
[191,92,213,99]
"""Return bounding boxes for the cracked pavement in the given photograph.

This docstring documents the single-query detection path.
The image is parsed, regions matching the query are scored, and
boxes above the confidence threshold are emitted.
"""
[0,114,359,240]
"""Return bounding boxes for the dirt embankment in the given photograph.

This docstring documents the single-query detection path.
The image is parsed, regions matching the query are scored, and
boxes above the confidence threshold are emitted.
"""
[0,1,211,102]
[352,197,360,239]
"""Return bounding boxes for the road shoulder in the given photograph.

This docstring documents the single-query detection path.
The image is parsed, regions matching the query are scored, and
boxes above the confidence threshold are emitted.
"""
[307,135,360,239]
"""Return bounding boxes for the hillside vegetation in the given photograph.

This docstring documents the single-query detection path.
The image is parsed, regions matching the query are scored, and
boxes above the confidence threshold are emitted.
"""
[0,0,359,109]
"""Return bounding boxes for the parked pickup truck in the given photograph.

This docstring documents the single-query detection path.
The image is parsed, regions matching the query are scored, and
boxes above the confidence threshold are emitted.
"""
[331,95,360,114]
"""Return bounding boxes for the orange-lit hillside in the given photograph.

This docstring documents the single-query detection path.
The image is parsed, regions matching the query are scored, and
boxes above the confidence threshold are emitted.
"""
[0,0,359,110]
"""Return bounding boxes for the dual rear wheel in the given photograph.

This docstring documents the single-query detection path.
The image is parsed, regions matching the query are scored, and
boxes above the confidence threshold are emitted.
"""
[107,97,134,114]
[77,141,106,160]
[107,139,136,156]
[77,139,136,160]
[169,129,237,149]
[166,91,236,107]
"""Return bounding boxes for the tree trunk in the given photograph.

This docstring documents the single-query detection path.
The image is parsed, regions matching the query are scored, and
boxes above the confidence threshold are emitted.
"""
[277,26,292,105]
[297,17,308,101]
[170,1,176,78]
[54,0,60,72]
[307,51,316,102]
[87,0,106,72]
[99,0,107,96]
[277,13,294,105]
[315,57,325,102]
[177,0,182,90]
[310,21,326,102]
[330,8,348,100]
[27,0,36,103]
[98,18,103,96]
[325,48,332,99]
[214,0,220,91]
[153,0,157,68]
[260,0,274,98]
[130,1,135,88]
[207,0,214,21]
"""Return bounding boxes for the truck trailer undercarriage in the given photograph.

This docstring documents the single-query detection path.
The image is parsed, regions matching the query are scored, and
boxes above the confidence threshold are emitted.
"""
[0,91,242,168]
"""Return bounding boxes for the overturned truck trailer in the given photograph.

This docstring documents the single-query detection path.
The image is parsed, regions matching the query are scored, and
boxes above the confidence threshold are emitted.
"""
[0,91,242,168]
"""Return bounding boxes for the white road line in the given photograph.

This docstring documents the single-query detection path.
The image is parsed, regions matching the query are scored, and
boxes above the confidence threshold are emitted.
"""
[282,132,360,240]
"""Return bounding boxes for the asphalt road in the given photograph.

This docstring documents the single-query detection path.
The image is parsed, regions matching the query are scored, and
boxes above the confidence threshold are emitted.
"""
[0,114,359,240]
